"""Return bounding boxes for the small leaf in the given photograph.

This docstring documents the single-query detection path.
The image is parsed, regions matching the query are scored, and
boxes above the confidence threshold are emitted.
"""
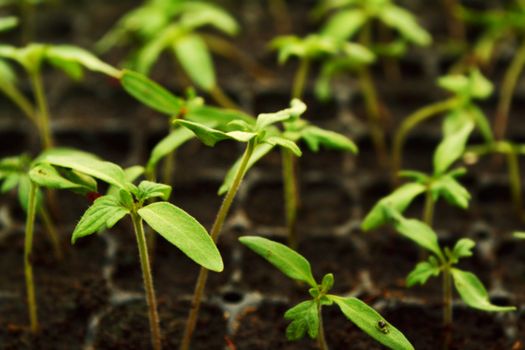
[301,126,357,153]
[406,259,440,287]
[256,99,306,130]
[321,273,334,291]
[361,183,426,231]
[451,269,515,312]
[379,4,431,46]
[0,16,18,32]
[431,174,471,209]
[321,9,366,41]
[138,202,223,272]
[514,232,525,239]
[72,195,129,243]
[17,176,42,213]
[330,296,414,350]
[137,180,172,201]
[186,104,255,126]
[438,74,469,95]
[121,70,184,116]
[146,128,195,174]
[173,34,216,91]
[239,236,317,287]
[176,120,255,146]
[451,238,475,262]
[264,136,302,156]
[469,69,493,99]
[284,300,319,340]
[434,119,474,175]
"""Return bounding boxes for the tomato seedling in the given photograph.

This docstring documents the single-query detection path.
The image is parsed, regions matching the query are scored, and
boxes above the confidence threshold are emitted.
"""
[239,235,414,350]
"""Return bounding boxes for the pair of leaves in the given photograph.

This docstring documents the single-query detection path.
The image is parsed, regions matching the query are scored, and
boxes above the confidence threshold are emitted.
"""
[437,69,493,101]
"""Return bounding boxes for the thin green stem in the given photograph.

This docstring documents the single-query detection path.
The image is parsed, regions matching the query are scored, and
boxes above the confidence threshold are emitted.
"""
[506,150,524,221]
[131,211,162,350]
[180,140,256,350]
[392,98,458,183]
[292,58,310,100]
[210,85,241,111]
[0,83,36,123]
[317,303,329,350]
[442,265,453,350]
[423,189,435,226]
[282,148,299,249]
[29,71,53,149]
[39,207,62,260]
[24,181,39,333]
[494,39,525,141]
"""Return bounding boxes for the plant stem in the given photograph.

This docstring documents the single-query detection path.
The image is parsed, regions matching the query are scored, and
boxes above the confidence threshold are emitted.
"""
[20,0,35,44]
[210,85,241,110]
[392,98,458,183]
[506,149,524,221]
[180,140,255,350]
[282,148,299,249]
[293,58,310,101]
[317,304,329,350]
[423,189,434,226]
[494,39,525,141]
[442,0,465,41]
[269,0,291,34]
[24,181,39,333]
[29,71,53,149]
[0,83,36,124]
[39,207,62,260]
[131,211,162,350]
[442,265,453,350]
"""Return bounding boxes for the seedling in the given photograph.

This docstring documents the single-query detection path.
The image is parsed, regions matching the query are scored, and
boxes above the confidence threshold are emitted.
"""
[458,3,525,141]
[384,209,515,348]
[313,0,431,166]
[31,150,223,350]
[0,43,119,149]
[97,0,240,109]
[392,68,494,181]
[514,232,525,239]
[364,118,472,229]
[239,236,414,350]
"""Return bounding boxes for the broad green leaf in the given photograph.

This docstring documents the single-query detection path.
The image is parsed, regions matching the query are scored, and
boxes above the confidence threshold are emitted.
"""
[137,180,172,201]
[239,236,317,287]
[46,45,120,78]
[431,174,471,209]
[321,9,366,41]
[29,163,89,191]
[146,128,194,173]
[389,211,443,259]
[138,202,223,272]
[176,120,255,146]
[301,126,357,153]
[72,195,129,243]
[451,269,515,312]
[470,69,493,99]
[121,69,184,116]
[284,300,319,340]
[264,136,302,157]
[379,5,431,46]
[361,183,426,231]
[17,175,42,213]
[173,34,215,90]
[330,296,414,350]
[450,238,475,262]
[438,74,469,96]
[256,99,306,130]
[406,258,440,287]
[434,120,474,175]
[218,142,274,195]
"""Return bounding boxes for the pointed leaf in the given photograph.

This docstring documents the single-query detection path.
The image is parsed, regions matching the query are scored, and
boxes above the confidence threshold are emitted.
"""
[46,45,119,77]
[301,126,357,153]
[173,34,215,91]
[379,5,431,46]
[321,9,366,41]
[264,136,302,156]
[431,174,471,209]
[451,238,475,262]
[256,99,306,130]
[239,236,316,287]
[175,120,254,146]
[137,180,172,201]
[406,259,440,287]
[138,202,223,272]
[284,300,319,340]
[29,163,90,191]
[434,119,474,175]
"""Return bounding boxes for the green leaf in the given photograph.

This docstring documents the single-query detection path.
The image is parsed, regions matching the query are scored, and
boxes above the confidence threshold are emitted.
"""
[398,170,429,183]
[321,273,334,291]
[107,165,144,198]
[173,34,215,91]
[451,269,515,312]
[178,2,239,35]
[29,163,89,191]
[264,136,302,157]
[301,126,357,153]
[72,195,129,243]
[256,99,307,130]
[388,211,443,259]
[186,104,255,126]
[321,9,366,41]
[434,119,474,175]
[431,174,471,209]
[121,69,184,116]
[238,236,317,287]
[406,258,440,287]
[450,238,475,262]
[469,69,493,99]
[1,173,20,193]
[514,232,525,239]
[137,180,172,201]
[284,300,319,340]
[330,296,414,350]
[469,105,493,143]
[17,175,42,213]
[146,127,195,174]
[379,4,431,46]
[138,202,223,272]
[46,45,120,78]
[437,74,469,95]
[0,16,18,32]
[341,42,376,64]
[361,183,426,231]
[176,120,256,146]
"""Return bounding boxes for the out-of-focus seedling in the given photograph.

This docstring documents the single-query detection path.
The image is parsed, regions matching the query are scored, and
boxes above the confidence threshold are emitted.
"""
[514,231,525,239]
[239,235,414,350]
[384,209,515,348]
[32,150,223,350]
[0,43,119,149]
[97,0,241,109]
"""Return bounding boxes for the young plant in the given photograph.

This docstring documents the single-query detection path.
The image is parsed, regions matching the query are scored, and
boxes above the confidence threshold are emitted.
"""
[177,100,307,350]
[313,0,432,166]
[384,209,515,347]
[364,117,472,229]
[32,150,223,350]
[97,0,240,109]
[392,68,494,181]
[0,43,119,149]
[239,236,414,350]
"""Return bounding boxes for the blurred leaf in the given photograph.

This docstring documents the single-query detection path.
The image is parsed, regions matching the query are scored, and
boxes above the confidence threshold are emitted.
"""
[450,238,475,263]
[146,128,194,174]
[264,136,302,156]
[301,126,357,153]
[434,119,474,175]
[173,33,215,90]
[379,4,431,46]
[321,9,366,41]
